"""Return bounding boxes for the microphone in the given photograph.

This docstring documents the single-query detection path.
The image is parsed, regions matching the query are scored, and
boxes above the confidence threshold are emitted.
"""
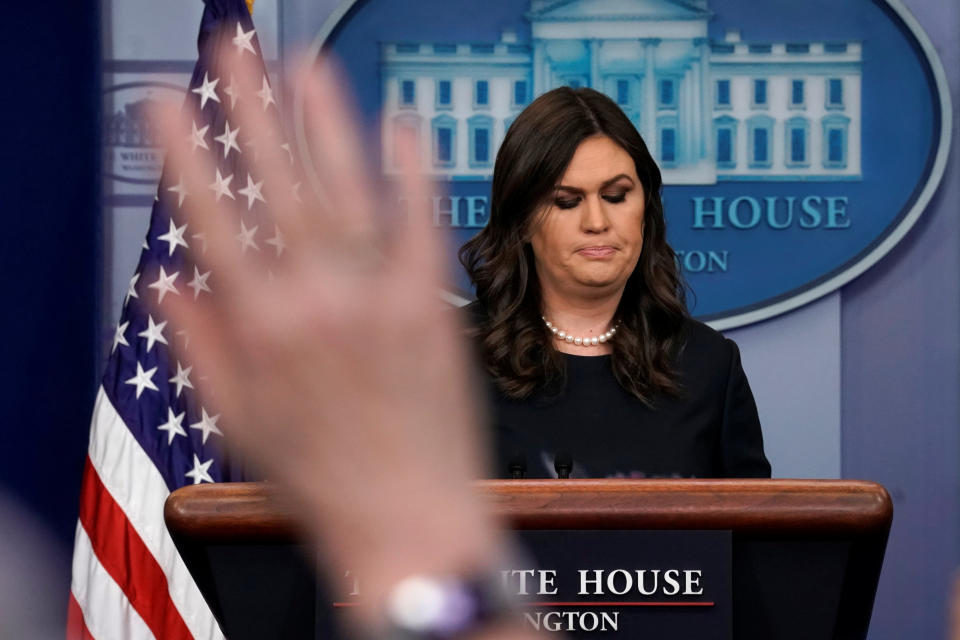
[554,451,573,479]
[507,451,527,479]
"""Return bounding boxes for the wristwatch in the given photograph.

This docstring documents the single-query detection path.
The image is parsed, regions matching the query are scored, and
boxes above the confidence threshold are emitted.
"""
[378,570,519,640]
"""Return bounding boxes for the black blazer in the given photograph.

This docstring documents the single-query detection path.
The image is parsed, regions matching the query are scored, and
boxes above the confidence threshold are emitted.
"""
[465,302,772,479]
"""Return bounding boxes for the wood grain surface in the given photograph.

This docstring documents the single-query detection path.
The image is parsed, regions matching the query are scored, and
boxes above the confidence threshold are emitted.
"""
[165,479,892,541]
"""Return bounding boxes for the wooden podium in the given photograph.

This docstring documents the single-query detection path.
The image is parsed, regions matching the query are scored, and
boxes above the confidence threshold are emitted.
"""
[166,480,892,639]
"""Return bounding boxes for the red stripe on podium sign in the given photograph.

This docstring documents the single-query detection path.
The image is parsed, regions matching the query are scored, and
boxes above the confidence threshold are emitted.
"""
[331,601,714,607]
[525,601,715,607]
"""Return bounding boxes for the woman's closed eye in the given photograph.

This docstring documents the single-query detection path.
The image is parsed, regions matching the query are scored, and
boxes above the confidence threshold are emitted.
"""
[602,192,627,204]
[554,191,629,209]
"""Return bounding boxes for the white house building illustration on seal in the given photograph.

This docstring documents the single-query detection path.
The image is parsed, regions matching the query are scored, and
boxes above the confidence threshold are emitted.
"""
[379,0,862,185]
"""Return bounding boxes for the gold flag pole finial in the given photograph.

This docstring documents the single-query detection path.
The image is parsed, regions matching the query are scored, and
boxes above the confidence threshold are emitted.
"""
[245,0,254,14]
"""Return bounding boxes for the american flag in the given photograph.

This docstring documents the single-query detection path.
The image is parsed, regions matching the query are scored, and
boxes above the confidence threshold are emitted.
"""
[68,1,281,637]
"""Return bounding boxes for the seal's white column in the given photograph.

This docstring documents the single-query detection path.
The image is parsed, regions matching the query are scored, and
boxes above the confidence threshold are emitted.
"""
[697,38,711,160]
[589,39,601,90]
[533,39,545,96]
[641,38,660,159]
[683,66,695,163]
[691,60,703,162]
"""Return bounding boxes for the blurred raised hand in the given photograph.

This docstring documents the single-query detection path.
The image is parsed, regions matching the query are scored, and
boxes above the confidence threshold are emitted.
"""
[155,55,501,627]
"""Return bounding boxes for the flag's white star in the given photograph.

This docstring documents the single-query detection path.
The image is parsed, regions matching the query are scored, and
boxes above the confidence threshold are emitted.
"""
[167,174,189,208]
[237,173,265,210]
[265,225,286,256]
[147,265,180,303]
[190,408,223,444]
[188,120,209,153]
[191,72,221,109]
[125,362,159,399]
[291,181,302,203]
[157,408,187,445]
[256,75,276,111]
[185,454,215,484]
[223,74,240,109]
[112,320,130,353]
[232,23,257,56]
[214,120,241,159]
[208,169,235,202]
[142,239,149,250]
[235,220,259,253]
[169,361,194,398]
[192,232,207,254]
[280,143,294,165]
[157,219,189,256]
[137,314,169,352]
[125,273,140,304]
[187,266,212,299]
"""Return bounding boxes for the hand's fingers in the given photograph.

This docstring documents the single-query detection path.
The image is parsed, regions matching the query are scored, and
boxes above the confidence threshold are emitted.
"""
[161,292,250,445]
[392,129,445,287]
[222,55,308,254]
[161,293,222,388]
[154,103,251,297]
[302,57,378,237]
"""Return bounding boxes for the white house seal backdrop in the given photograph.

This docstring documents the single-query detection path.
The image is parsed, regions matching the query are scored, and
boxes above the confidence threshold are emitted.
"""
[298,0,950,329]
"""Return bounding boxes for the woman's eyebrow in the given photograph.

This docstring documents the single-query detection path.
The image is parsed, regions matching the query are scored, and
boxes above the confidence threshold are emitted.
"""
[555,174,635,194]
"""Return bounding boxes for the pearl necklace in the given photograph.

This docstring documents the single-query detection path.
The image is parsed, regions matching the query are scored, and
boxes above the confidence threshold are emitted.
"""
[542,316,618,347]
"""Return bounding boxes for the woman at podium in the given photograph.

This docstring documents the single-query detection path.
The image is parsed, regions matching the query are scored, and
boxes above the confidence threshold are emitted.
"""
[460,87,771,480]
[155,55,777,640]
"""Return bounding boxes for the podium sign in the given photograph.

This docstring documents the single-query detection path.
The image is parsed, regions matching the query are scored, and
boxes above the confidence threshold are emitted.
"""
[322,530,731,638]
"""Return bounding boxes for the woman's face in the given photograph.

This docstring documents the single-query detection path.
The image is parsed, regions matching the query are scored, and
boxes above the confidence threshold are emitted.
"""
[529,134,645,301]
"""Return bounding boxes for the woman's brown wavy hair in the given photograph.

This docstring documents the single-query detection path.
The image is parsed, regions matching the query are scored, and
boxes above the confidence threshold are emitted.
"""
[459,86,688,404]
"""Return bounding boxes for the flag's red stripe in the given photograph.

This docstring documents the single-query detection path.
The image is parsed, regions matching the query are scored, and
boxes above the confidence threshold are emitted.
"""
[78,456,193,640]
[66,592,95,640]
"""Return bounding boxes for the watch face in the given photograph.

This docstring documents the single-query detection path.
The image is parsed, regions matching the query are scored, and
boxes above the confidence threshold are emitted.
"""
[388,576,452,631]
[385,573,510,638]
